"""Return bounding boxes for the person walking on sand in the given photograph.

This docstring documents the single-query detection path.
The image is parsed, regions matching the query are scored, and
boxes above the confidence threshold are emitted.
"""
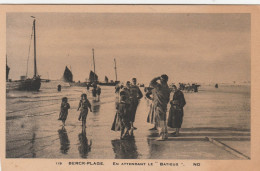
[129,78,143,130]
[58,97,70,126]
[97,86,101,101]
[150,75,171,141]
[57,84,61,92]
[77,94,92,128]
[167,85,186,137]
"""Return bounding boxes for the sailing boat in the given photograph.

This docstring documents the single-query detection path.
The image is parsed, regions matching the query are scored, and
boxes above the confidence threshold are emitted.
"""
[18,18,41,91]
[6,18,41,91]
[97,58,120,86]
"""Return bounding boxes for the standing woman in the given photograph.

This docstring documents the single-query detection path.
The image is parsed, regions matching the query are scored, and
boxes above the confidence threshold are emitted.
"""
[167,85,186,136]
[78,94,92,128]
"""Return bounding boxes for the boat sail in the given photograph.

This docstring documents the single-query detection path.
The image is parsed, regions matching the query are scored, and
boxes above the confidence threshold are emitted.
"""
[89,70,98,83]
[63,66,73,82]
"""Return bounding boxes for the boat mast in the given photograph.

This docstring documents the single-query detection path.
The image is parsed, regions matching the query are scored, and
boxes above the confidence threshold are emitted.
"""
[114,58,117,82]
[33,19,37,77]
[92,48,96,82]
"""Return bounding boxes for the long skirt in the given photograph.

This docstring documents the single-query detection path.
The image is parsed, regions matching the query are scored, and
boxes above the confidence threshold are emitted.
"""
[155,106,168,137]
[167,106,184,128]
[111,113,121,131]
[58,111,68,121]
[147,102,156,124]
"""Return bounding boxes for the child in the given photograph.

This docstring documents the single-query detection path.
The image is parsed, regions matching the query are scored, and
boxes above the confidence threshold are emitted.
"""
[77,93,92,128]
[58,97,70,126]
[117,95,131,139]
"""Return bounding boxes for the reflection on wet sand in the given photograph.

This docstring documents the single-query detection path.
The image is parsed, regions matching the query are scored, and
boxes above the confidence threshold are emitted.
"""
[78,128,92,158]
[58,127,70,154]
[30,132,36,158]
[92,100,101,114]
[111,137,139,159]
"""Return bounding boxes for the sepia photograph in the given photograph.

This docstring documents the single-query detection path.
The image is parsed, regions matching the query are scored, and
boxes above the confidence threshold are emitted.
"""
[1,4,259,171]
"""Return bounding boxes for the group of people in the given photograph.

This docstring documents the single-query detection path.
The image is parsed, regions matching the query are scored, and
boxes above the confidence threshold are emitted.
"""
[58,74,186,141]
[112,78,143,139]
[58,93,92,128]
[146,75,186,140]
[113,74,186,141]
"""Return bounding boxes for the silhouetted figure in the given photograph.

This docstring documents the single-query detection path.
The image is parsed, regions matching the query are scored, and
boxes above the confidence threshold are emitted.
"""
[57,84,61,92]
[215,84,219,88]
[97,86,101,101]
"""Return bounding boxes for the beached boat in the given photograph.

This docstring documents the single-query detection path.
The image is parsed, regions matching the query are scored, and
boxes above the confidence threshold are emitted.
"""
[6,18,41,91]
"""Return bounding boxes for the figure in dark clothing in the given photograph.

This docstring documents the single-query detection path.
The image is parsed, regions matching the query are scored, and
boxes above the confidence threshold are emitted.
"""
[129,78,143,131]
[57,84,61,92]
[167,85,186,136]
[58,97,70,126]
[97,86,101,101]
[92,87,97,101]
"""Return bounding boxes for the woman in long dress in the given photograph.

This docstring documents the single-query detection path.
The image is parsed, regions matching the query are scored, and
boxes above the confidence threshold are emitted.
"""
[167,85,186,136]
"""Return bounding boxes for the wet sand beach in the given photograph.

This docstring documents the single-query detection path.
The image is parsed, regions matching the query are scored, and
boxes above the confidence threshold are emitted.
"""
[6,82,250,159]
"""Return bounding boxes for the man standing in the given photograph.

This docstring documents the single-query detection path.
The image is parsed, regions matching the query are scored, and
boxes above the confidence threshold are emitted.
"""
[129,78,143,130]
[150,75,171,141]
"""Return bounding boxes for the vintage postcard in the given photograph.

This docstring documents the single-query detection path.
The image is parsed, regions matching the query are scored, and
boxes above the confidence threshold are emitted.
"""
[0,5,259,171]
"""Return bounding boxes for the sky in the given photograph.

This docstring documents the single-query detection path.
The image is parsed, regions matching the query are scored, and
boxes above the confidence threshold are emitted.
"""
[6,13,250,84]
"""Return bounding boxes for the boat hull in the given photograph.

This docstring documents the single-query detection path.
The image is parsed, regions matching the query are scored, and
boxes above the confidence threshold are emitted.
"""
[7,77,41,91]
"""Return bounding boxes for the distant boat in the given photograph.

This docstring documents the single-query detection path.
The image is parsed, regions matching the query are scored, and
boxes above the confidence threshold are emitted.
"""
[7,18,41,91]
[89,70,98,83]
[97,58,120,86]
[63,66,73,82]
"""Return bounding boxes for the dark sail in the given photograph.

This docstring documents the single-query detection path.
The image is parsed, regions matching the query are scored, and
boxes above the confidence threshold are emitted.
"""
[63,66,73,82]
[6,64,10,81]
[89,70,98,82]
[105,76,109,83]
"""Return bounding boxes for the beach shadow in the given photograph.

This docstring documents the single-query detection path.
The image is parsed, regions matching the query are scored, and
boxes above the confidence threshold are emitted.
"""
[111,136,139,159]
[78,128,92,158]
[58,127,70,154]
